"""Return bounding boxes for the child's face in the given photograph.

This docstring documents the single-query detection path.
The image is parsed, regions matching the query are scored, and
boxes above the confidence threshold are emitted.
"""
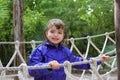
[45,26,65,46]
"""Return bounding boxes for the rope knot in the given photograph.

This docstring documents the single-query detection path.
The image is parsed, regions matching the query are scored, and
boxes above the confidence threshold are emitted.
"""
[63,61,72,73]
[64,61,71,67]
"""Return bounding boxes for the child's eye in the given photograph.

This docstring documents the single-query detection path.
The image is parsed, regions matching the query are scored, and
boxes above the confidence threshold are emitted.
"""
[50,30,55,33]
[58,32,62,34]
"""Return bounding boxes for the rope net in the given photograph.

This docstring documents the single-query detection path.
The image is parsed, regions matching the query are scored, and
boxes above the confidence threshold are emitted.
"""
[0,31,117,80]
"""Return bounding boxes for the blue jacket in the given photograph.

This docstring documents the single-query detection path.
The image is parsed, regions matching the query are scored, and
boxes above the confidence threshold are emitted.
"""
[28,41,101,80]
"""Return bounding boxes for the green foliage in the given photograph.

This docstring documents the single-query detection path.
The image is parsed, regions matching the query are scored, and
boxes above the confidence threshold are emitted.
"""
[0,0,13,66]
[24,8,47,41]
[24,0,114,40]
[0,0,115,65]
[0,0,13,41]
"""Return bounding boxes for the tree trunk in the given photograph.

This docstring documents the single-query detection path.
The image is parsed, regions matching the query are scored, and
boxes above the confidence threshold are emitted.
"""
[13,0,26,66]
[114,0,120,80]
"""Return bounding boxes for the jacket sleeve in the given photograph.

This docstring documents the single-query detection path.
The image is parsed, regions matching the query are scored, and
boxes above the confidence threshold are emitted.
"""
[28,47,52,77]
[64,47,101,70]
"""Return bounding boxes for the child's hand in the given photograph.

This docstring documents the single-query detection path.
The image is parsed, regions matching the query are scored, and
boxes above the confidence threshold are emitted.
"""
[48,60,60,69]
[101,56,110,63]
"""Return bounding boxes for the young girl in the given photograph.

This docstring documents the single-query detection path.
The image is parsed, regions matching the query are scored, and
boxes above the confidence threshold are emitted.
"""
[28,19,109,80]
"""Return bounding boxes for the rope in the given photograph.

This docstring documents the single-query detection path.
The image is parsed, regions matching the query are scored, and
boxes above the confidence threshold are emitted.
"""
[6,41,26,67]
[0,57,116,79]
[0,31,117,80]
[90,58,103,80]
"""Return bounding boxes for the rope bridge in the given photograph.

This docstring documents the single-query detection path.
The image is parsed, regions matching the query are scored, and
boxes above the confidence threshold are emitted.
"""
[0,31,117,80]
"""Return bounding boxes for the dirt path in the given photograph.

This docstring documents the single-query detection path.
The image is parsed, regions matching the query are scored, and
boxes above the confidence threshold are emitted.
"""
[73,72,117,80]
[2,71,117,80]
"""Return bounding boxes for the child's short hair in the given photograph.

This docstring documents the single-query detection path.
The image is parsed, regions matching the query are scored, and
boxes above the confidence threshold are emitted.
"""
[45,19,67,39]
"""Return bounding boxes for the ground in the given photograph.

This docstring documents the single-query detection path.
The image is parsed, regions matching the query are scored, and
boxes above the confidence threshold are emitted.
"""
[4,71,117,80]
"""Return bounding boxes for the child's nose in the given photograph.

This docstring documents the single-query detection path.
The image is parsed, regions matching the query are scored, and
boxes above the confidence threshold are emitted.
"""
[54,33,58,36]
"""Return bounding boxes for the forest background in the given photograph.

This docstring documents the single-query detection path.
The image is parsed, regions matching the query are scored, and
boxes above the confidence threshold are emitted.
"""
[0,0,114,66]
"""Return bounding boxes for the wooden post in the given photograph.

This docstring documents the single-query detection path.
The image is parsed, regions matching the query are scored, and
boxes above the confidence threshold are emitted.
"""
[114,0,120,80]
[13,0,26,65]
